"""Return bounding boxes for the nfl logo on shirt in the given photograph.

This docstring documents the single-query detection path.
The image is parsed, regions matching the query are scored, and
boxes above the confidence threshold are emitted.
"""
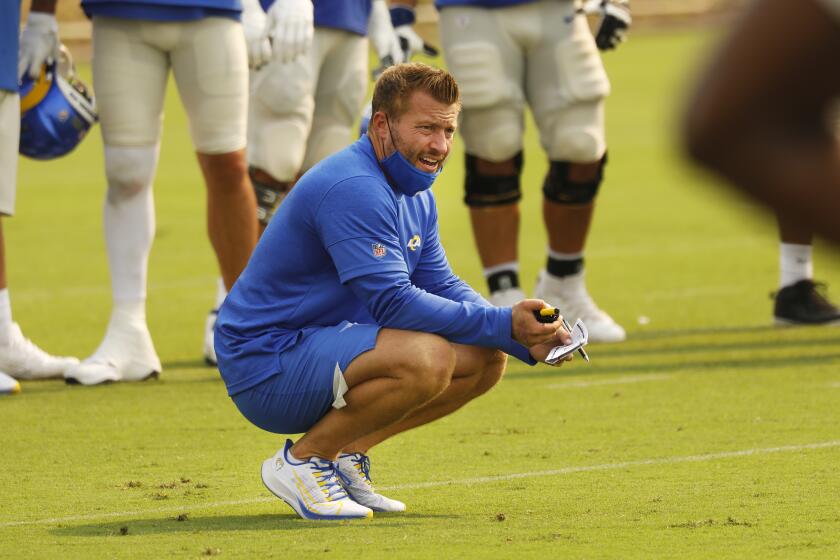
[372,243,387,258]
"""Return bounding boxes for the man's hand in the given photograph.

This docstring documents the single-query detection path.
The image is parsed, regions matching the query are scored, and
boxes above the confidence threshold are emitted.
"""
[390,3,424,61]
[265,0,314,64]
[369,0,405,68]
[584,0,632,51]
[242,0,272,69]
[528,330,573,366]
[18,12,60,80]
[511,300,565,348]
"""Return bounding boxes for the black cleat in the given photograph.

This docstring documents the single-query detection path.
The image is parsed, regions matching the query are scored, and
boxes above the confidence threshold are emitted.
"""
[773,279,840,325]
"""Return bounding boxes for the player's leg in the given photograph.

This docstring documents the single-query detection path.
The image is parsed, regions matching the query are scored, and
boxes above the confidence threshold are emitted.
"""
[65,17,169,385]
[773,212,840,324]
[528,2,624,342]
[1,91,79,380]
[300,29,367,171]
[171,17,258,366]
[683,0,840,245]
[247,26,321,232]
[439,5,527,306]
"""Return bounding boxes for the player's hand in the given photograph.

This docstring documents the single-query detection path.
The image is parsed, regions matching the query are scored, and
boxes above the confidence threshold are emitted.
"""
[390,4,424,61]
[242,0,272,69]
[265,0,314,64]
[18,12,60,80]
[511,299,564,348]
[584,0,631,51]
[528,330,573,367]
[369,0,405,68]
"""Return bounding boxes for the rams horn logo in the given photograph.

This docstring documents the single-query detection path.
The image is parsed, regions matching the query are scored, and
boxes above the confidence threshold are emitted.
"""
[407,235,421,251]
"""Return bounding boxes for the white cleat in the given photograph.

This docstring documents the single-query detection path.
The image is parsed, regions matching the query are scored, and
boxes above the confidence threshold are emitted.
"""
[0,323,78,380]
[534,270,626,343]
[261,439,373,521]
[488,288,526,307]
[204,309,218,366]
[64,316,161,385]
[0,371,21,395]
[337,452,406,512]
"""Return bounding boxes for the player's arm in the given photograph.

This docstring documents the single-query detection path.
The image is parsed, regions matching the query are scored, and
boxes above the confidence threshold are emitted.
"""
[19,0,59,80]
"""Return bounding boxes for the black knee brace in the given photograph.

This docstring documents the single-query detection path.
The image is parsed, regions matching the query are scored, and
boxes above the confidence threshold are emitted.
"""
[250,167,292,226]
[463,152,524,207]
[542,153,607,205]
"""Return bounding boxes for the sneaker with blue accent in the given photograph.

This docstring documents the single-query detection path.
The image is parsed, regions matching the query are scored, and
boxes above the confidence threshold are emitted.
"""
[337,452,406,512]
[261,439,373,520]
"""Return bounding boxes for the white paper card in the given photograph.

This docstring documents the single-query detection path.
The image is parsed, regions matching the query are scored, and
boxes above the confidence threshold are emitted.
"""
[544,319,589,364]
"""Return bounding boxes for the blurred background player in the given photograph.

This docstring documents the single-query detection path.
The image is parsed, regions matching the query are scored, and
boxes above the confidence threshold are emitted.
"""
[200,0,420,365]
[772,214,840,325]
[57,0,259,384]
[0,0,79,389]
[684,0,840,246]
[243,0,408,233]
[434,0,630,343]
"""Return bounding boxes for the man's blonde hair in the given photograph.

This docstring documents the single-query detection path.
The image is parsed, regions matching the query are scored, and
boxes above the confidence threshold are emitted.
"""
[371,63,460,120]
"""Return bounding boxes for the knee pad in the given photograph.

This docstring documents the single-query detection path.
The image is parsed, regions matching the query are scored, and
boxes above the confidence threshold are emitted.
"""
[104,144,159,202]
[463,152,523,208]
[542,154,607,205]
[250,167,292,226]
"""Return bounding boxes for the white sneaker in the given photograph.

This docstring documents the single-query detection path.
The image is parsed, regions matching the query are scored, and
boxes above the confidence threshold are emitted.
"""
[204,309,217,366]
[64,314,161,385]
[0,323,78,380]
[261,439,374,520]
[534,270,626,343]
[0,371,21,395]
[337,452,406,512]
[488,288,526,307]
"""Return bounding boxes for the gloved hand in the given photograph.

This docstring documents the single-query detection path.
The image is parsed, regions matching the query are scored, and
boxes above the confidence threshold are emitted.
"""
[368,0,405,68]
[583,0,631,51]
[242,0,272,69]
[265,0,314,64]
[18,12,60,80]
[390,3,424,61]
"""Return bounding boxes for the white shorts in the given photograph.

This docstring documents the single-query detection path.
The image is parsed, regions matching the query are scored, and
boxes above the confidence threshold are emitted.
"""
[92,16,248,154]
[248,27,368,180]
[0,90,19,216]
[439,0,609,161]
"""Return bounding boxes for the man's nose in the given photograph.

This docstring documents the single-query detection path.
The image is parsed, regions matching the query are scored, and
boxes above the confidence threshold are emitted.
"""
[428,129,448,153]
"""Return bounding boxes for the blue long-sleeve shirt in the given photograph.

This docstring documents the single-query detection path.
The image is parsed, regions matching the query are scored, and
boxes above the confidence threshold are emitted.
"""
[216,136,533,396]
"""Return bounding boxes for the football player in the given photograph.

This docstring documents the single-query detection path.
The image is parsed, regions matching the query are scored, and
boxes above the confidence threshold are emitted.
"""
[0,0,80,388]
[49,0,260,384]
[434,0,630,343]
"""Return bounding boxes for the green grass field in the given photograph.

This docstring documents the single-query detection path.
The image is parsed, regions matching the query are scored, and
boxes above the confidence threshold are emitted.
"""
[3,27,840,559]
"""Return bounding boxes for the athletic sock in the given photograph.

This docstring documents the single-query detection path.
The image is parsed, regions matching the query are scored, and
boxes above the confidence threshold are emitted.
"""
[484,262,520,293]
[110,300,146,327]
[214,277,228,310]
[0,289,11,345]
[546,249,584,278]
[779,243,812,289]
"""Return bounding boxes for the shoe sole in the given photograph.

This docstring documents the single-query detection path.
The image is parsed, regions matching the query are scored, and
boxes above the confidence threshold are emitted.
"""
[65,370,160,386]
[260,460,372,520]
[774,317,840,327]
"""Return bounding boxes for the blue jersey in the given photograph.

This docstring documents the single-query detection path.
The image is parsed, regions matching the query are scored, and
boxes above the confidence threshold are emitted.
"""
[260,0,371,36]
[82,0,241,22]
[216,136,532,396]
[0,2,20,93]
[436,0,537,8]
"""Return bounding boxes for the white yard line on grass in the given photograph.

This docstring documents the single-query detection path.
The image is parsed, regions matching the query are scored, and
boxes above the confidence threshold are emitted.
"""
[2,440,838,528]
[546,374,671,389]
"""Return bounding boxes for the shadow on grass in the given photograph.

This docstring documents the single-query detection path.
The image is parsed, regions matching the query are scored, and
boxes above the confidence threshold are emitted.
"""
[51,512,453,536]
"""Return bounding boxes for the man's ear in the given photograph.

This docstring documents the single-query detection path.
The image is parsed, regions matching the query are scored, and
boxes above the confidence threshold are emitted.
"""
[370,111,389,139]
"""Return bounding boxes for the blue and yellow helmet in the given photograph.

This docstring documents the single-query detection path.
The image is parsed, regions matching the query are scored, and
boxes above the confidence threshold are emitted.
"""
[19,47,97,160]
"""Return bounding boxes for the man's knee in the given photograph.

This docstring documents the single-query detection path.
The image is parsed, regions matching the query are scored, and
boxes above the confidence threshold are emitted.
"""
[397,333,456,401]
[104,145,160,202]
[471,349,507,397]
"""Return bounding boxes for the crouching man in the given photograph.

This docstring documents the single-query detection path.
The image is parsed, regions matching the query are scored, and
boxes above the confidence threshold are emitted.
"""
[216,63,571,520]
